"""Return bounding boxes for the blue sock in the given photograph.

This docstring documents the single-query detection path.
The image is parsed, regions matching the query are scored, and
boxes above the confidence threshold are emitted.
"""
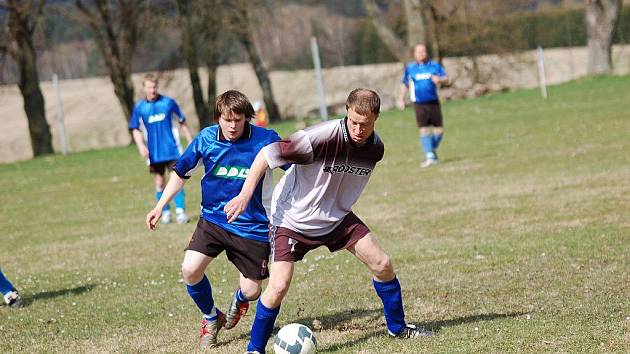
[236,288,250,302]
[247,300,280,353]
[174,189,186,210]
[156,191,170,212]
[420,135,435,160]
[373,277,406,335]
[186,275,216,318]
[0,269,15,296]
[432,133,443,153]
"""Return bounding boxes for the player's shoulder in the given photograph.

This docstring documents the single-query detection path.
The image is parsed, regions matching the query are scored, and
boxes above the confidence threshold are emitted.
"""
[195,124,219,147]
[405,61,416,68]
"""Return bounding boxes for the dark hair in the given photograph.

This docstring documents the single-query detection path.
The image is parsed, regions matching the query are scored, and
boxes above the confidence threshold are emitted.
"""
[143,73,158,85]
[346,88,380,116]
[214,90,256,121]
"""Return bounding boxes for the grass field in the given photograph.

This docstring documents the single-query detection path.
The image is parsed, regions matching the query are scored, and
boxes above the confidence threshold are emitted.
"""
[1,75,629,353]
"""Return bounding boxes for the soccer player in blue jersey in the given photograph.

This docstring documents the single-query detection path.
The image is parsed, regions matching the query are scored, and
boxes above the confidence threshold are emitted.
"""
[145,90,281,348]
[1,268,23,308]
[130,74,193,224]
[397,44,448,167]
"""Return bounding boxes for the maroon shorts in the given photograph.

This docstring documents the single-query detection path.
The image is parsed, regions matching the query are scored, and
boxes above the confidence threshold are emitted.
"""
[271,212,370,262]
[186,218,270,280]
[149,160,176,175]
[414,101,443,127]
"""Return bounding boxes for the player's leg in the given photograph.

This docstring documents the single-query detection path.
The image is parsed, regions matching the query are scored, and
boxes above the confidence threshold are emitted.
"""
[430,104,444,160]
[0,268,23,308]
[224,235,269,329]
[153,167,171,224]
[415,104,436,166]
[348,234,434,338]
[247,261,295,353]
[167,164,190,224]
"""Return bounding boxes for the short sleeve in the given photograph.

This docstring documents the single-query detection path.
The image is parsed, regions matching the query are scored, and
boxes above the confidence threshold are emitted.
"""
[436,63,446,77]
[172,100,186,123]
[262,130,313,169]
[401,64,409,86]
[174,135,202,179]
[129,104,141,130]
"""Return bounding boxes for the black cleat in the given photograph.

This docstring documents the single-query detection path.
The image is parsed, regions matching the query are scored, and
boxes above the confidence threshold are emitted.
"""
[390,324,435,338]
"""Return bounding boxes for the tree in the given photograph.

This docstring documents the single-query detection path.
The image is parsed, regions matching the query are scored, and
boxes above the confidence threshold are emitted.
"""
[403,0,427,47]
[1,0,53,156]
[585,0,622,74]
[74,0,149,125]
[362,0,408,62]
[227,0,282,122]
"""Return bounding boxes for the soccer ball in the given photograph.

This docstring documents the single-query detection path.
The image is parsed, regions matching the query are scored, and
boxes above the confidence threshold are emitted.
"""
[273,323,317,354]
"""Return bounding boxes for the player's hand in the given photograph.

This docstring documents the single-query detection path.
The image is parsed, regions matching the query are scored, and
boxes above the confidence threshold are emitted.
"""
[396,98,405,110]
[139,145,149,159]
[146,208,162,231]
[431,75,441,84]
[224,194,250,223]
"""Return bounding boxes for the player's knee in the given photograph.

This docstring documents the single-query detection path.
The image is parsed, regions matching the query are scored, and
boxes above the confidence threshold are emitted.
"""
[267,279,290,301]
[372,255,393,278]
[420,128,430,136]
[181,263,204,284]
[241,282,262,300]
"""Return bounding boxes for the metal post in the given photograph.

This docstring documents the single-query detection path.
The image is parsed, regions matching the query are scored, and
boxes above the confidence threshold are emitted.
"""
[310,36,328,121]
[537,46,548,99]
[52,74,68,155]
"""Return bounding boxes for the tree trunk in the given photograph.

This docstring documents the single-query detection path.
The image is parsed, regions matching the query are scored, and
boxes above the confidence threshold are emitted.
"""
[424,4,442,63]
[204,42,219,128]
[8,0,54,157]
[176,0,210,127]
[585,0,622,75]
[362,0,409,62]
[239,31,281,122]
[403,0,426,47]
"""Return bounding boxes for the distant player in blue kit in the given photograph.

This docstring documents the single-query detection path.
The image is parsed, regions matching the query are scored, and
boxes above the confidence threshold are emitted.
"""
[130,74,193,224]
[1,268,23,308]
[397,44,448,167]
[145,91,281,348]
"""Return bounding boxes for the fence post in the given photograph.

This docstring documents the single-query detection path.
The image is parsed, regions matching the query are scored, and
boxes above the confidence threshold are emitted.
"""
[310,36,328,121]
[537,46,548,99]
[52,73,69,155]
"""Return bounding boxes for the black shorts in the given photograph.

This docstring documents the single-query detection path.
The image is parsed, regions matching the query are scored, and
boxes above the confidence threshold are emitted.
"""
[149,160,176,175]
[186,218,270,280]
[271,212,370,263]
[414,101,443,127]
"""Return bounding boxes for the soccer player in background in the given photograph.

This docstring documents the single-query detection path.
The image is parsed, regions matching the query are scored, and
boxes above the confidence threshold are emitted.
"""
[145,91,281,348]
[397,44,448,168]
[130,74,193,224]
[1,268,23,308]
[225,88,435,354]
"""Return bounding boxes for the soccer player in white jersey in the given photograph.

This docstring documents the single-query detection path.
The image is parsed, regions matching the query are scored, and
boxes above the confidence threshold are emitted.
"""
[225,88,435,354]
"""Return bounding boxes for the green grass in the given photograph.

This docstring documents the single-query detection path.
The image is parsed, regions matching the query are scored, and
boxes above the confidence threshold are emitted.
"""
[1,75,629,353]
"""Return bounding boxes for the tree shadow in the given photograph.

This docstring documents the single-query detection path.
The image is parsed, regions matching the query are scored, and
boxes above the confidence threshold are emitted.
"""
[21,284,96,307]
[419,311,528,332]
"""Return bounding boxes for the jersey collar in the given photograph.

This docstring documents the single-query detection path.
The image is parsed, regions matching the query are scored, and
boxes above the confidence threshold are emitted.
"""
[217,122,252,142]
[341,117,375,147]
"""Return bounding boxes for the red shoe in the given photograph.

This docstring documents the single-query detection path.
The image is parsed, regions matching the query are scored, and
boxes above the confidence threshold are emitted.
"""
[224,289,250,329]
[199,311,226,348]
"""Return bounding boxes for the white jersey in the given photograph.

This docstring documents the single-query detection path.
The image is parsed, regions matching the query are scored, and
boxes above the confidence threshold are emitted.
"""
[262,118,384,237]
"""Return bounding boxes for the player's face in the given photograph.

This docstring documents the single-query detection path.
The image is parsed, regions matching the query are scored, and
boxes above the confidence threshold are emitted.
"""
[218,112,246,141]
[143,81,158,101]
[414,45,428,62]
[347,107,377,145]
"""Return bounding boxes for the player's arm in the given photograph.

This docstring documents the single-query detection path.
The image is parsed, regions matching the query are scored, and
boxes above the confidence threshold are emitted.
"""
[131,129,149,158]
[179,121,194,146]
[397,84,409,110]
[431,65,448,85]
[223,150,270,223]
[146,172,186,230]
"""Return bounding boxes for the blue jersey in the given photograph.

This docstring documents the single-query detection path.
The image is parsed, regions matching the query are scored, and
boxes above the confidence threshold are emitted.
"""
[401,60,446,104]
[174,123,281,243]
[129,95,186,164]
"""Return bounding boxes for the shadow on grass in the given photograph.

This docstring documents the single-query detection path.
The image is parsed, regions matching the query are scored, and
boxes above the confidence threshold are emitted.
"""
[22,284,96,307]
[420,311,528,332]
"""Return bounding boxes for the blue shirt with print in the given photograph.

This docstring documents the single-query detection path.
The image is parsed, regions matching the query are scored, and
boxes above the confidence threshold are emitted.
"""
[129,95,186,164]
[401,60,446,103]
[173,123,281,243]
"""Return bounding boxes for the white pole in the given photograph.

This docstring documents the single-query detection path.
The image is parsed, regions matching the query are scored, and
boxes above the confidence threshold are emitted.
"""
[537,46,548,99]
[52,74,68,155]
[310,36,328,121]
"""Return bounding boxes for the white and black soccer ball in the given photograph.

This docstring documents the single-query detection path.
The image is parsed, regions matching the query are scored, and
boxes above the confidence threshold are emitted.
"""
[273,323,317,354]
